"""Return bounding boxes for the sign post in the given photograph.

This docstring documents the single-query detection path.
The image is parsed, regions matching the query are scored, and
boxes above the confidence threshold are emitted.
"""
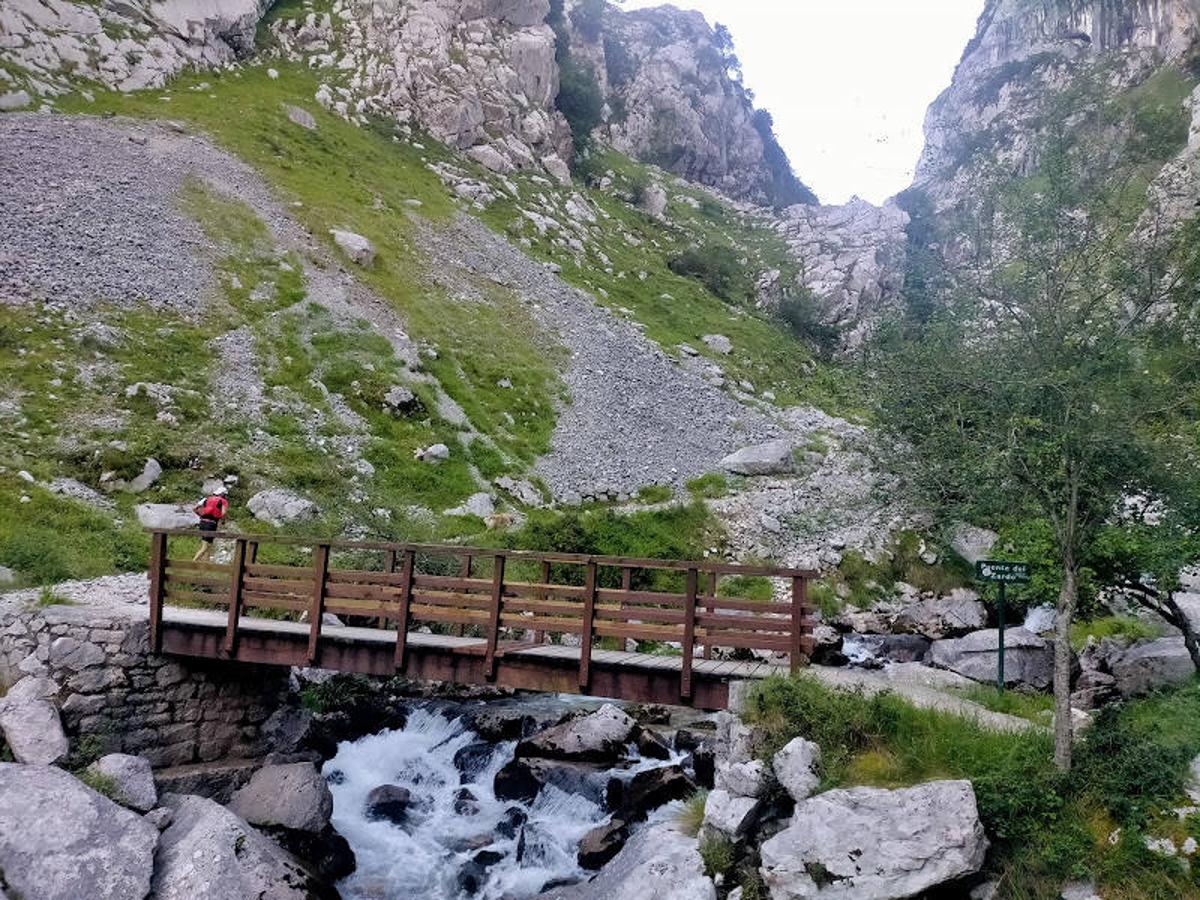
[974,560,1031,693]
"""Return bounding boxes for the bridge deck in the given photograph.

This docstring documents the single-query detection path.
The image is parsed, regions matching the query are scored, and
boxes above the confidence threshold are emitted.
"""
[148,530,813,710]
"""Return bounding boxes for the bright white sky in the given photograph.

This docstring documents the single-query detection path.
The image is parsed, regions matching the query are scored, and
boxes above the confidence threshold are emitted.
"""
[620,0,985,205]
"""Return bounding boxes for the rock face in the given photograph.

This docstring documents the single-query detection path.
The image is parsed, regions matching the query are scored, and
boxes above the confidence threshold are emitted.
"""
[87,753,158,812]
[0,0,271,96]
[153,793,328,899]
[229,762,334,833]
[0,763,159,900]
[930,627,1054,689]
[770,199,908,351]
[760,780,988,899]
[516,703,637,762]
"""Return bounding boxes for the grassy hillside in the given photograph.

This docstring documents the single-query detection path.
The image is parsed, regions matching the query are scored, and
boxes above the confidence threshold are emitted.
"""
[0,61,843,585]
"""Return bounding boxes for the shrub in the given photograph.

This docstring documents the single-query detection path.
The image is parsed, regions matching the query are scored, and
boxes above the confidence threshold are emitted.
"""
[604,33,635,88]
[677,789,707,837]
[557,55,604,158]
[300,674,377,713]
[698,833,735,877]
[777,290,839,356]
[686,472,728,499]
[1070,616,1160,650]
[77,769,119,801]
[668,243,749,301]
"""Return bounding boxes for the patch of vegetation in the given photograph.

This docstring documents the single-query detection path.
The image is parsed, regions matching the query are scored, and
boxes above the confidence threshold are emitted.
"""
[299,674,377,713]
[956,685,1054,722]
[677,789,708,837]
[76,768,119,800]
[634,484,673,504]
[686,472,729,499]
[698,832,735,878]
[777,289,839,357]
[816,531,972,612]
[1070,616,1162,651]
[667,242,750,302]
[748,674,1200,897]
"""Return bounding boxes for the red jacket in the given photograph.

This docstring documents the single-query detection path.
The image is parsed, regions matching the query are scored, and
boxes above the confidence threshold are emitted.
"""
[197,496,229,521]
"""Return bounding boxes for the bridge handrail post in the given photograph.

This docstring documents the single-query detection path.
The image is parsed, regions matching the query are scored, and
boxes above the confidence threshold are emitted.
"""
[703,570,717,660]
[307,544,329,665]
[148,531,167,653]
[680,567,698,699]
[578,560,597,688]
[484,553,506,679]
[394,549,415,671]
[790,575,808,674]
[535,560,551,644]
[224,538,247,654]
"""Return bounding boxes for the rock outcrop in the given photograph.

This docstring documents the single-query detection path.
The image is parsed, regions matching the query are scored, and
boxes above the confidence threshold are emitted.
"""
[87,753,158,812]
[760,779,988,899]
[0,763,159,900]
[930,627,1054,690]
[515,703,637,762]
[0,675,68,765]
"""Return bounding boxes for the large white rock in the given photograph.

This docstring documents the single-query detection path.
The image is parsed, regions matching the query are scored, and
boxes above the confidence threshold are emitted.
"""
[702,787,761,838]
[760,780,988,899]
[929,627,1053,690]
[228,762,333,833]
[87,754,157,812]
[330,228,375,267]
[719,439,794,476]
[517,704,637,762]
[0,763,158,900]
[950,523,998,565]
[772,737,821,802]
[892,590,987,640]
[1110,637,1195,698]
[153,793,323,899]
[0,679,68,766]
[135,502,198,530]
[445,492,496,519]
[538,820,715,900]
[247,489,318,526]
[715,759,767,799]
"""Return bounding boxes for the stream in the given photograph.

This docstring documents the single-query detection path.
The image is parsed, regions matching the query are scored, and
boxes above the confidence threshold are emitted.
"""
[323,700,689,899]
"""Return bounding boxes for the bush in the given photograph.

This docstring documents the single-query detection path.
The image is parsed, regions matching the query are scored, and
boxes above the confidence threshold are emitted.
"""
[677,789,707,837]
[686,472,728,499]
[777,290,839,356]
[300,674,377,713]
[557,54,604,158]
[668,243,749,301]
[698,833,735,878]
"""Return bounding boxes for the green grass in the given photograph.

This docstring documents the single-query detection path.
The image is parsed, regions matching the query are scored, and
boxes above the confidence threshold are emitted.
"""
[955,685,1054,722]
[686,472,730,499]
[698,832,735,878]
[746,675,1200,898]
[1071,616,1161,650]
[677,790,708,837]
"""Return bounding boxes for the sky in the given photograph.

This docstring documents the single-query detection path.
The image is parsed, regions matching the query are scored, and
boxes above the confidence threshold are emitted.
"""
[620,0,985,205]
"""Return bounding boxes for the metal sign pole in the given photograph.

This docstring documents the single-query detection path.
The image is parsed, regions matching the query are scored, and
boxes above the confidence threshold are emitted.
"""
[997,581,1005,693]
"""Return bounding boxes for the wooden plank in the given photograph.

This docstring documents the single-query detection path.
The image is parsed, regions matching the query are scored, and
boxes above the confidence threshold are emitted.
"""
[412,574,493,593]
[307,544,329,665]
[324,581,401,602]
[578,561,597,689]
[594,588,687,607]
[242,576,313,596]
[394,549,414,671]
[223,538,247,654]
[498,614,584,634]
[407,592,493,611]
[326,570,403,586]
[681,567,697,700]
[593,622,683,642]
[698,632,792,652]
[323,599,397,618]
[241,593,308,612]
[164,572,230,589]
[500,598,581,617]
[698,613,793,632]
[595,606,686,625]
[165,588,230,606]
[149,532,167,653]
[484,554,505,678]
[535,560,551,644]
[791,576,806,674]
[245,563,314,579]
[504,582,587,601]
[705,598,794,614]
[164,558,229,574]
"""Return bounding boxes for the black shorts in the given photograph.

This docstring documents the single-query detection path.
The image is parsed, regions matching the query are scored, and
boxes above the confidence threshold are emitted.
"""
[198,518,218,542]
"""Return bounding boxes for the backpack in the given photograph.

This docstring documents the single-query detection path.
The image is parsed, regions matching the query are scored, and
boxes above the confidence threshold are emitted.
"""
[199,496,228,520]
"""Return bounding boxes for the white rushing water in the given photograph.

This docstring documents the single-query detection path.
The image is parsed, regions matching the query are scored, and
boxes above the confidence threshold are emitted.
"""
[325,704,665,900]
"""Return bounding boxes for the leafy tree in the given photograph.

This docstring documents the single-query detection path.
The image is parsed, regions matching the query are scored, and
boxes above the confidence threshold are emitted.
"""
[871,127,1200,771]
[557,55,604,158]
[778,289,839,357]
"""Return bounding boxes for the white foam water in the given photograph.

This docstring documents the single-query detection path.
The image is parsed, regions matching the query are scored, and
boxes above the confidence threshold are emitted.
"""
[324,706,611,900]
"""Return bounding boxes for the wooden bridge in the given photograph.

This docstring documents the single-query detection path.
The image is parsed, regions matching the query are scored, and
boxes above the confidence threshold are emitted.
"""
[147,530,816,710]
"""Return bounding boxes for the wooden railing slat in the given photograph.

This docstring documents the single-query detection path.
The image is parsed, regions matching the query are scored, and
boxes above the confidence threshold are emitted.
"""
[307,545,329,665]
[224,538,247,654]
[791,576,807,674]
[680,568,698,699]
[148,532,167,653]
[578,561,597,688]
[484,554,506,678]
[394,549,415,671]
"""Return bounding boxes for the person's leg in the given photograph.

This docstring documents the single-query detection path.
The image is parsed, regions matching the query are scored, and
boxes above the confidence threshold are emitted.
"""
[193,539,213,562]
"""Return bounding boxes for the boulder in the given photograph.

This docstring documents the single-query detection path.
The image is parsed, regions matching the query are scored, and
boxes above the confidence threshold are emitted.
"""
[260,705,318,756]
[228,762,333,833]
[0,565,14,585]
[842,633,931,665]
[417,443,451,463]
[701,787,761,839]
[247,489,318,526]
[285,104,317,130]
[516,703,637,763]
[929,628,1054,690]
[609,765,695,821]
[260,824,355,883]
[892,590,987,640]
[0,763,158,900]
[760,780,988,899]
[0,90,32,112]
[579,817,630,868]
[1022,604,1057,634]
[153,793,330,899]
[126,457,163,493]
[493,758,610,805]
[540,821,715,900]
[635,728,672,759]
[950,523,998,565]
[715,713,767,765]
[719,439,794,476]
[446,492,496,519]
[701,334,733,355]
[382,384,421,416]
[0,684,68,765]
[453,741,496,783]
[772,738,821,803]
[715,759,767,799]
[364,784,412,825]
[330,228,375,267]
[641,182,668,219]
[87,754,157,812]
[135,502,198,529]
[1110,637,1195,698]
[542,154,572,184]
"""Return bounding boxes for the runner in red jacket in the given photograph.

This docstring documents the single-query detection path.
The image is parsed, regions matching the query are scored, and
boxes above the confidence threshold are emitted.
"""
[192,486,229,562]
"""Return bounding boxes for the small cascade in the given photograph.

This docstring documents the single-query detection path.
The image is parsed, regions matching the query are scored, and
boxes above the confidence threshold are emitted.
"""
[324,703,681,899]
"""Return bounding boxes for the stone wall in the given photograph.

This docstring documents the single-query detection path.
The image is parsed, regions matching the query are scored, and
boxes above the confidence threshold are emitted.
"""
[0,599,289,767]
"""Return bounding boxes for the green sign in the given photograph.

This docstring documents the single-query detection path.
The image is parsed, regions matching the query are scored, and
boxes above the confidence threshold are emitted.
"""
[975,560,1031,584]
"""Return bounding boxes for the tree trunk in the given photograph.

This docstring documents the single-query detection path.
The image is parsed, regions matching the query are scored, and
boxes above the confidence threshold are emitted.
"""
[1164,592,1200,672]
[1053,556,1078,772]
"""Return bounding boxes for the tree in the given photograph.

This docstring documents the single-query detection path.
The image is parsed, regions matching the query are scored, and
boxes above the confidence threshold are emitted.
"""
[871,128,1200,771]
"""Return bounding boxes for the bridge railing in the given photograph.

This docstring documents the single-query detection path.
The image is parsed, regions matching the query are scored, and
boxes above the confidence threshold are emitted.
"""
[147,530,816,698]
